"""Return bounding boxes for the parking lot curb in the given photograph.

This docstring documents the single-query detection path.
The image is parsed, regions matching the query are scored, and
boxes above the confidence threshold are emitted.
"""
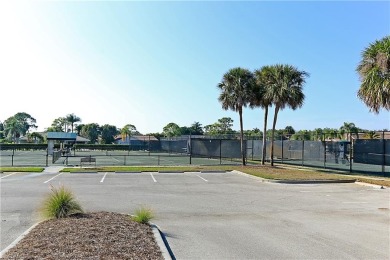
[115,171,142,173]
[158,171,184,173]
[355,181,386,189]
[151,224,174,260]
[69,171,98,174]
[0,222,41,258]
[200,170,228,173]
[272,179,356,184]
[232,170,357,184]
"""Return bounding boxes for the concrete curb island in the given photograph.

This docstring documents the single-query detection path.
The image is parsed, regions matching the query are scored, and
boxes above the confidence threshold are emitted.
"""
[0,221,173,260]
[0,222,42,258]
[151,224,174,260]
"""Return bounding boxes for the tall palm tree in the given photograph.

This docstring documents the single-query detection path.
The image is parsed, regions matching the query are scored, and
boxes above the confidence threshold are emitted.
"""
[265,64,309,166]
[66,113,81,133]
[218,67,255,165]
[357,36,390,113]
[251,66,272,165]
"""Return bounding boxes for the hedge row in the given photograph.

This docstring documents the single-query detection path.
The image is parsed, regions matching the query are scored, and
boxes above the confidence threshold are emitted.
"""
[73,144,131,151]
[0,143,59,150]
[0,143,160,151]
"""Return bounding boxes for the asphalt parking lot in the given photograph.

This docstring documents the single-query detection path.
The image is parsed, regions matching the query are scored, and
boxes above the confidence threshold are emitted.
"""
[1,169,389,259]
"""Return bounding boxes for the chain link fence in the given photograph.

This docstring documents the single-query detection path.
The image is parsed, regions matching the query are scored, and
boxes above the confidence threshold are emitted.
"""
[1,132,388,174]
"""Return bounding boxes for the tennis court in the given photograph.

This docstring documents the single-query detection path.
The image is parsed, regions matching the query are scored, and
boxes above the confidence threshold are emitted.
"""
[0,150,48,166]
[274,158,388,176]
[0,149,240,167]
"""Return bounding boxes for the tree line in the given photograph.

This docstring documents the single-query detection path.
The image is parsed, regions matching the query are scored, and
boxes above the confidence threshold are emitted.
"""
[1,111,385,145]
[0,36,388,156]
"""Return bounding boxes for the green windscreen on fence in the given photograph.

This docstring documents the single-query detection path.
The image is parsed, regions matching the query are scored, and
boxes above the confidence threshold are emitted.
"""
[354,139,389,166]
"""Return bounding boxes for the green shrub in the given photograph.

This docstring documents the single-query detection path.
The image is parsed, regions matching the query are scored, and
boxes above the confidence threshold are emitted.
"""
[131,206,154,224]
[41,185,84,219]
[74,144,129,151]
[0,143,51,151]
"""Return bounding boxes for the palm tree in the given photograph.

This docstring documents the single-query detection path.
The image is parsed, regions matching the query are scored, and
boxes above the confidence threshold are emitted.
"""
[339,122,359,140]
[312,128,324,141]
[218,67,255,165]
[66,113,81,133]
[251,66,272,165]
[357,36,390,113]
[121,124,137,144]
[265,64,309,166]
[363,131,380,139]
[190,122,204,135]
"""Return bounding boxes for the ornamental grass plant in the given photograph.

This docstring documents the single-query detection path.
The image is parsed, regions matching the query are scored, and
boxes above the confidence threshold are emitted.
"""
[41,184,84,219]
[131,206,154,224]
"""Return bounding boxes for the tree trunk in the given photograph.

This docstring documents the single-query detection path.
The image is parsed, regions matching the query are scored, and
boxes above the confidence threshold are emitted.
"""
[239,107,246,166]
[261,106,268,165]
[270,106,279,166]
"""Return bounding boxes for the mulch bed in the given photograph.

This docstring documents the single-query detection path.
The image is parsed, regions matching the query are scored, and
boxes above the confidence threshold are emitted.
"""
[2,212,163,260]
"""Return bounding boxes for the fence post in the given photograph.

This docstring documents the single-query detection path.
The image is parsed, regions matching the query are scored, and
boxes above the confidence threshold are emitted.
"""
[281,136,284,164]
[252,137,255,161]
[46,151,48,167]
[189,136,192,165]
[301,139,304,166]
[12,148,14,166]
[383,131,386,177]
[124,155,126,166]
[323,135,326,169]
[220,139,222,165]
[349,133,352,173]
[148,135,151,156]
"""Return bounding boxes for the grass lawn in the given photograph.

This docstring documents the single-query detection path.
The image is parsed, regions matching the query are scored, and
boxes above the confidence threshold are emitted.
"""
[61,165,390,187]
[0,167,44,173]
[2,165,387,187]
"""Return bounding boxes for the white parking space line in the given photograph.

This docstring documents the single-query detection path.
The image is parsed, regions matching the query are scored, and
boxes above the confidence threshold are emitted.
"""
[150,172,157,182]
[100,172,108,183]
[0,172,17,179]
[196,174,208,182]
[342,202,368,204]
[43,172,64,184]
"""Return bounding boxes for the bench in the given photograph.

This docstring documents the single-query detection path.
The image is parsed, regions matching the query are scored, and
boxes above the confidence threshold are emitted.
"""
[80,157,96,167]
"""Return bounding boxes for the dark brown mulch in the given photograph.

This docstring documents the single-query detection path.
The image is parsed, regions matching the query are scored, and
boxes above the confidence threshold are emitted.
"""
[2,212,163,260]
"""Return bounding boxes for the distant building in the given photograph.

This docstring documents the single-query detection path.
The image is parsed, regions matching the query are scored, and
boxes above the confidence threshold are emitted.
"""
[114,135,158,145]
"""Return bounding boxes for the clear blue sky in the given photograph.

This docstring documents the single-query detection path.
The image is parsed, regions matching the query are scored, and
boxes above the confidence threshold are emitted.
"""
[1,1,389,133]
